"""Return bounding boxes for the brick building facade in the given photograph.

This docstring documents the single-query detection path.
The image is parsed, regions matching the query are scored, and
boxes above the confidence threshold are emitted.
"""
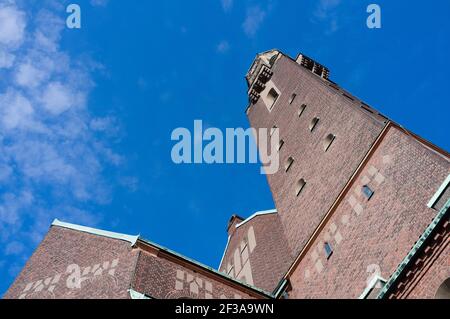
[4,50,450,299]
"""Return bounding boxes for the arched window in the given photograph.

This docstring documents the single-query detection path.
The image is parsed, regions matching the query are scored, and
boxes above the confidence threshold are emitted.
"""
[298,104,307,117]
[289,93,297,104]
[296,178,306,196]
[435,278,450,299]
[323,134,336,151]
[309,117,320,132]
[285,157,294,172]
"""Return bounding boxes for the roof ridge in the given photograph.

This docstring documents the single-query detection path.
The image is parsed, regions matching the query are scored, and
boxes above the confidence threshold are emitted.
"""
[51,219,140,246]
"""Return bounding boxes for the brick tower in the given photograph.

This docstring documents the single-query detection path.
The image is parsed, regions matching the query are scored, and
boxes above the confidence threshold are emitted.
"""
[237,49,450,298]
[4,50,449,299]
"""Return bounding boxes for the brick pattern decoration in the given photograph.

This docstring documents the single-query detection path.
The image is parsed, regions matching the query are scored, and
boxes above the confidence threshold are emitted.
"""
[286,126,450,298]
[386,214,449,299]
[3,226,138,299]
[247,54,387,259]
[4,226,268,299]
[132,249,260,299]
[219,213,292,293]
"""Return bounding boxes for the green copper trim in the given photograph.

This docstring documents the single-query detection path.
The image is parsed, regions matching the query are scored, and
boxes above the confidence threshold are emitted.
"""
[377,198,450,299]
[128,289,152,299]
[427,174,450,208]
[272,279,288,299]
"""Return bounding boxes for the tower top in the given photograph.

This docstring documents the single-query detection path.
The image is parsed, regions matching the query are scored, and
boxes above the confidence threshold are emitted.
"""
[246,50,330,105]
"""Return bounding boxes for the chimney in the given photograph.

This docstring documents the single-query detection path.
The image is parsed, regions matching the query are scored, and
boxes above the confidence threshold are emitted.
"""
[226,214,245,237]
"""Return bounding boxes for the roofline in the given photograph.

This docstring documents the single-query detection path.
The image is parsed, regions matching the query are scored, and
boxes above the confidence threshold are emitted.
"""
[427,174,450,208]
[219,208,277,270]
[245,48,283,79]
[218,235,230,270]
[137,237,272,298]
[51,219,272,298]
[235,209,277,228]
[51,219,139,246]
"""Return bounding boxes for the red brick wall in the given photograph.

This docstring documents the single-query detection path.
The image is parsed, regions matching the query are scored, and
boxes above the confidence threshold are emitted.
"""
[132,249,258,299]
[247,54,387,259]
[219,213,292,292]
[3,226,138,299]
[387,217,449,299]
[286,126,450,298]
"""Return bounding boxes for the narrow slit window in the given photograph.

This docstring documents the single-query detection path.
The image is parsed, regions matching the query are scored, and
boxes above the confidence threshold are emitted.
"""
[285,157,294,172]
[289,93,297,104]
[323,134,336,151]
[296,179,306,197]
[298,104,307,117]
[362,185,374,200]
[278,139,285,151]
[309,117,320,132]
[324,242,333,259]
[267,88,279,110]
[270,125,278,137]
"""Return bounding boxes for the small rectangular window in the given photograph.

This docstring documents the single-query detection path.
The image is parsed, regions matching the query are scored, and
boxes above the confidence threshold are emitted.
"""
[289,93,297,104]
[270,125,278,137]
[362,185,374,200]
[285,157,294,172]
[278,139,285,151]
[324,242,333,259]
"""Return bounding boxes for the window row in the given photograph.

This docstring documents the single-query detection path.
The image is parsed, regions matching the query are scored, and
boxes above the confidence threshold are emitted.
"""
[277,132,336,158]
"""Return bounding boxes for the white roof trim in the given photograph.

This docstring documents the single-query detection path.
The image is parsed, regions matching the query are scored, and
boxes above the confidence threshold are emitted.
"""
[218,209,277,270]
[235,209,277,228]
[427,174,450,208]
[128,289,151,299]
[358,275,387,299]
[218,235,230,270]
[52,219,139,246]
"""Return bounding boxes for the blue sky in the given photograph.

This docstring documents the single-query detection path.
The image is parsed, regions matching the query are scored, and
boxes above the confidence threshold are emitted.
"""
[0,0,449,296]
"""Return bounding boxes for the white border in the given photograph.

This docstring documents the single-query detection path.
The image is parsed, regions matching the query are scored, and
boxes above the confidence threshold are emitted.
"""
[427,174,450,208]
[52,219,139,246]
[218,209,277,269]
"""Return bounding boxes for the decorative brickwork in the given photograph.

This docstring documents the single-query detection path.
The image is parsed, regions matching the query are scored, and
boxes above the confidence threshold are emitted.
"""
[4,50,449,299]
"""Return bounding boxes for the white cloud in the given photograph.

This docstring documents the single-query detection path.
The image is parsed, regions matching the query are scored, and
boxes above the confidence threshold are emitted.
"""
[0,3,124,267]
[0,50,15,68]
[0,5,26,47]
[314,0,341,34]
[90,0,109,7]
[221,0,233,12]
[15,63,47,88]
[0,191,34,227]
[41,82,82,115]
[314,0,341,19]
[216,40,230,54]
[242,6,266,37]
[4,241,25,256]
[0,90,34,130]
